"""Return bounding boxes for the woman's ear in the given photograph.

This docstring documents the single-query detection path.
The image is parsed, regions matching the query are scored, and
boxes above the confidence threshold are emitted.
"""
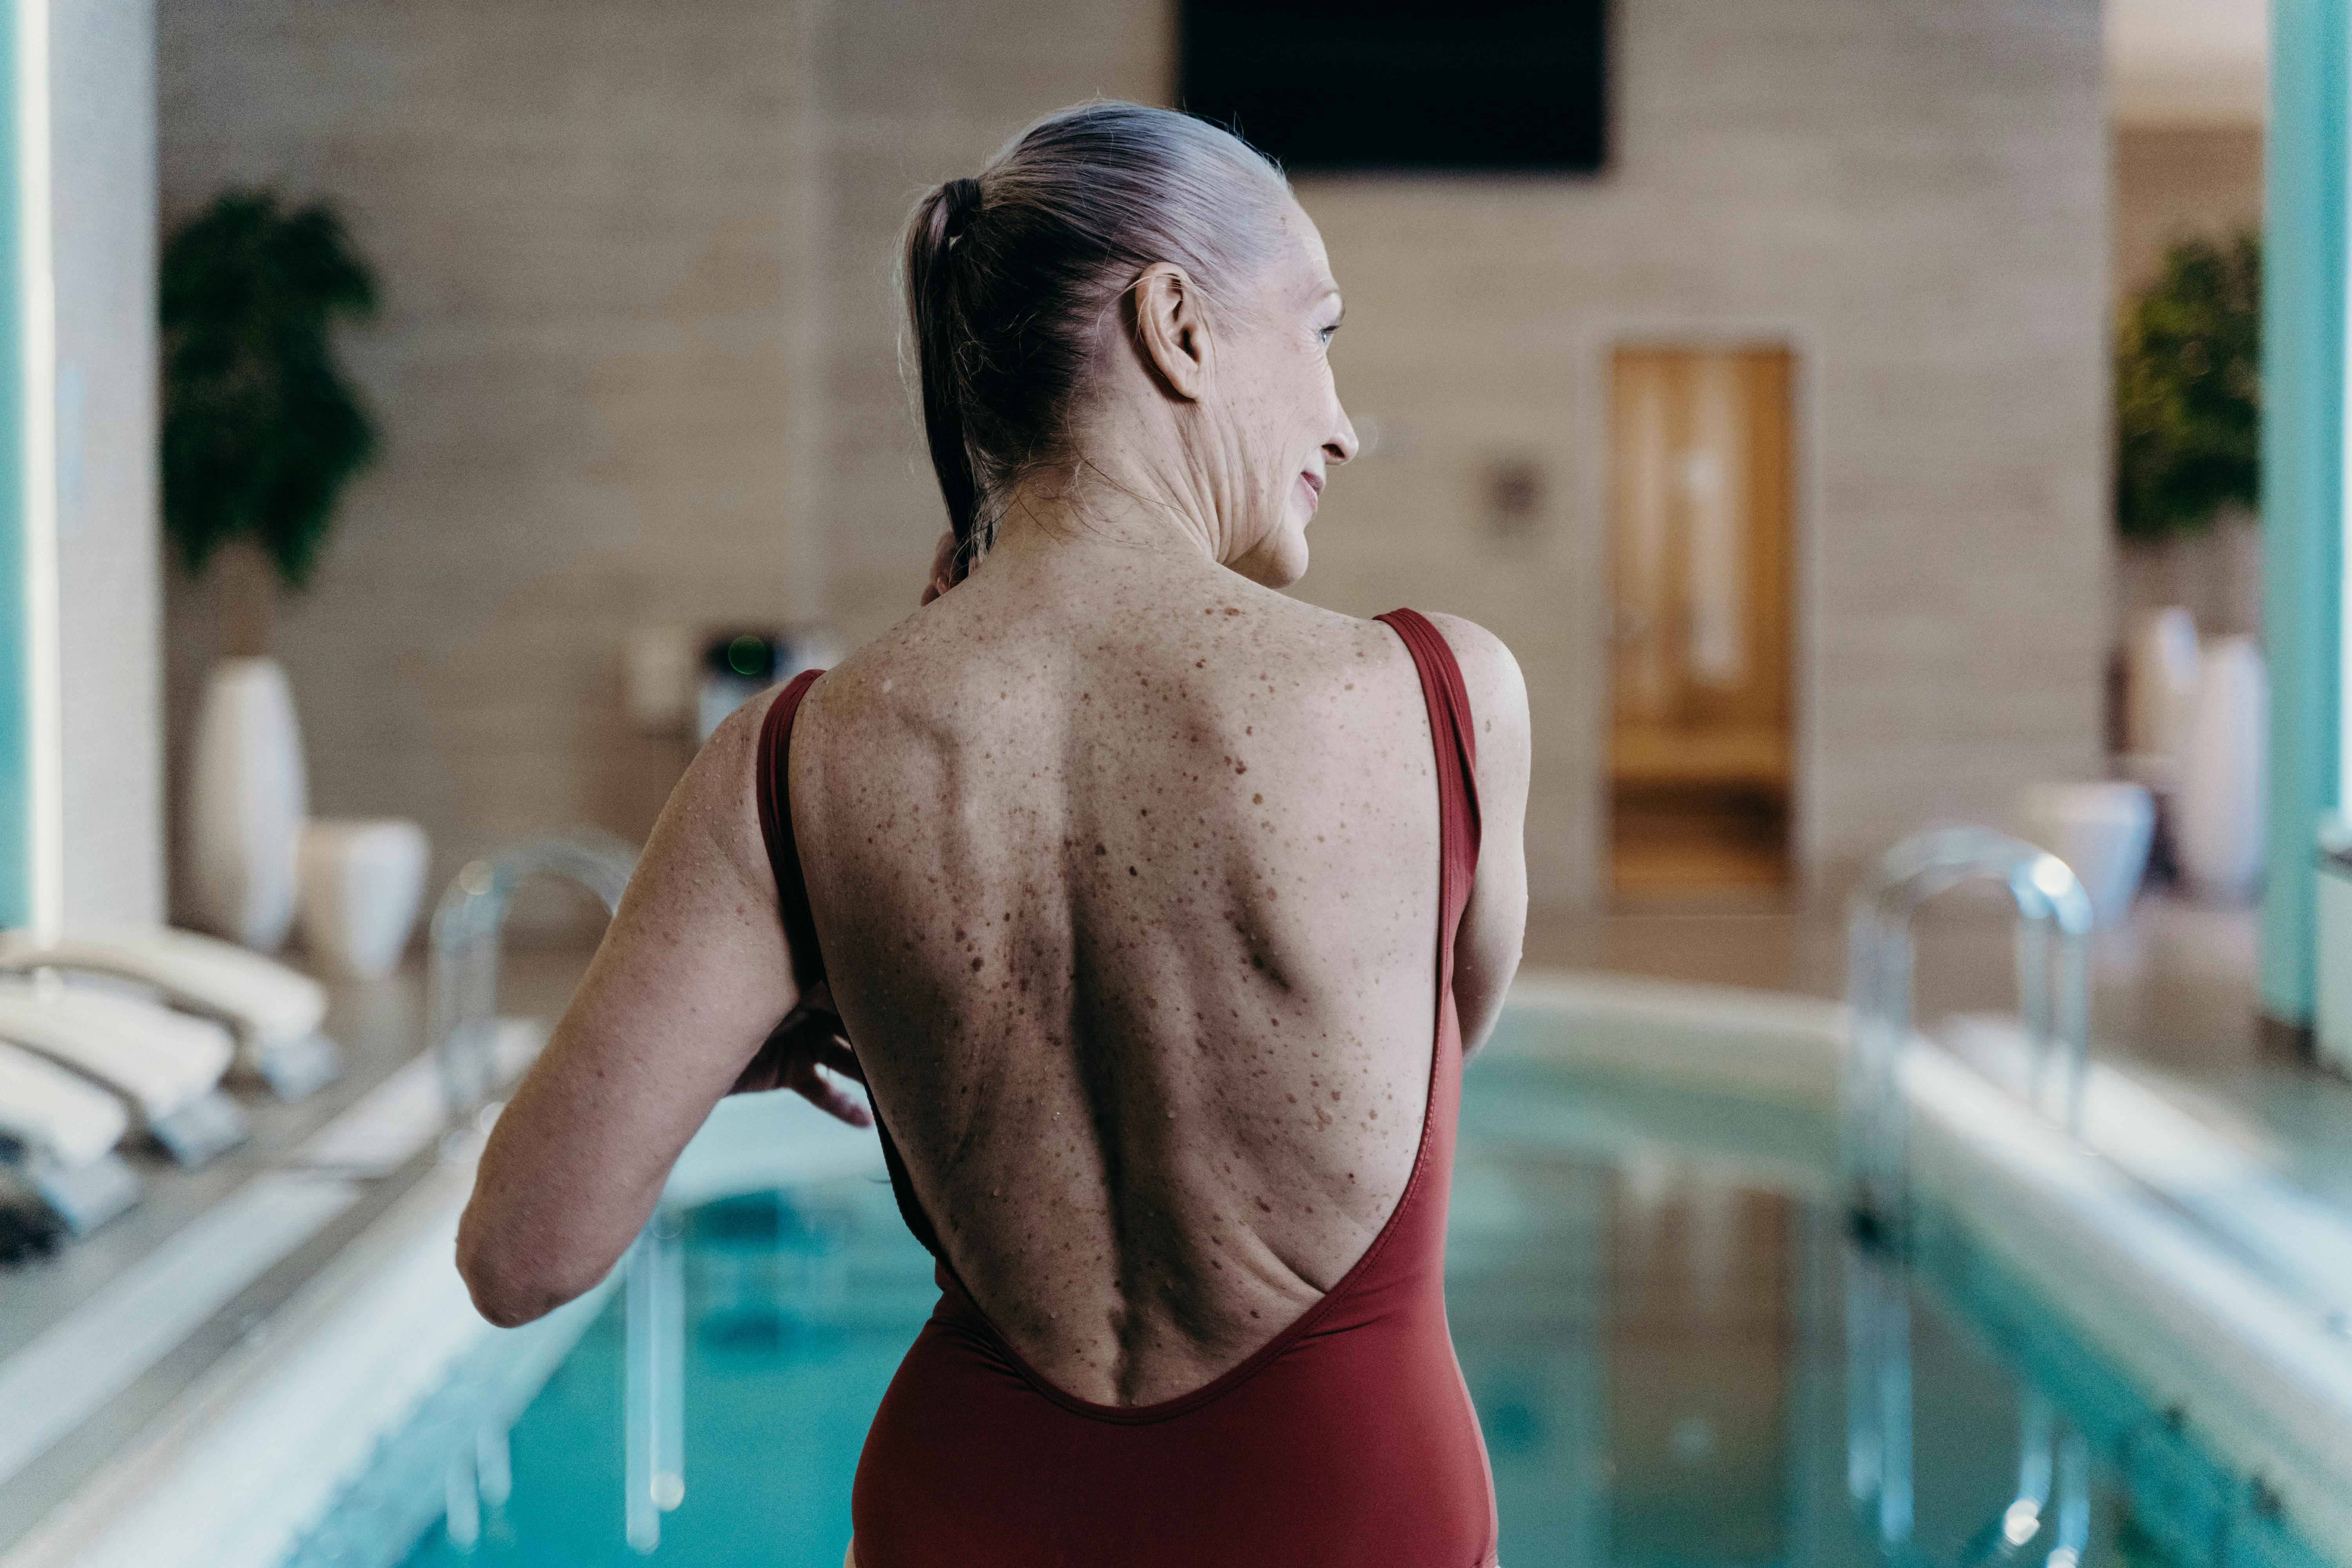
[1130,263,1210,402]
[920,530,957,606]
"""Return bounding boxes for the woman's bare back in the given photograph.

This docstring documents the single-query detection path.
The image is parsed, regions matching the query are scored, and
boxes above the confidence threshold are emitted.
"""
[789,548,1449,1405]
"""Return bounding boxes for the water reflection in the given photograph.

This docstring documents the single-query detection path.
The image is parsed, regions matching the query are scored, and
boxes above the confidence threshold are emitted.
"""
[1843,1247,2089,1568]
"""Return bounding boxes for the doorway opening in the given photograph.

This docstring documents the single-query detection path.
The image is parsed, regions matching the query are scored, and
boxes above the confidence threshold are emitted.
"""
[1607,346,1795,899]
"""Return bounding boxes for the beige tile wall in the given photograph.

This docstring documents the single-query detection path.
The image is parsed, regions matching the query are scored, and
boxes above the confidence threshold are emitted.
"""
[158,0,2109,933]
[158,0,824,936]
[2113,124,2264,296]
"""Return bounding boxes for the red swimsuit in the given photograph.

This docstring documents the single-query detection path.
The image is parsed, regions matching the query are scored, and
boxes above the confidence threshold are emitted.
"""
[755,608,1497,1566]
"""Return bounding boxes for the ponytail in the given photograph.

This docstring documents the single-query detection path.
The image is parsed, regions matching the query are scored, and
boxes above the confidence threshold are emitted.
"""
[898,103,1289,583]
[904,176,987,578]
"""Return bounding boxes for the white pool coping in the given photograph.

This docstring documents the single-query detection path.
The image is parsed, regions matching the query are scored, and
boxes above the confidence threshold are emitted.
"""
[0,1171,359,1489]
[10,969,2352,1566]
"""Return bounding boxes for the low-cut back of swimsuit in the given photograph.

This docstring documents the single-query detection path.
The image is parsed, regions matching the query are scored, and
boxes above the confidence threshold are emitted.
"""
[755,608,1498,1567]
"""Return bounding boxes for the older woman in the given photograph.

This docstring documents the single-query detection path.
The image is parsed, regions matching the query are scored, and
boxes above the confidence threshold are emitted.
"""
[458,101,1529,1566]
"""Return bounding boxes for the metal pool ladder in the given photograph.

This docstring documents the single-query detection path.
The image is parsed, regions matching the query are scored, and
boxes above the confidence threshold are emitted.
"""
[1841,825,2096,1567]
[1842,824,2094,1246]
[427,831,637,1136]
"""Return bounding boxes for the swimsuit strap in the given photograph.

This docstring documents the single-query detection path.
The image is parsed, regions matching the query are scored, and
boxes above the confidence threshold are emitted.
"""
[755,670,951,1264]
[1373,609,1484,975]
[755,670,829,994]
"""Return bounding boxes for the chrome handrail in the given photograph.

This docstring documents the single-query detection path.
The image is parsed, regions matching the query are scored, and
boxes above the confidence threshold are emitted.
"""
[1843,826,2094,1247]
[426,831,637,1134]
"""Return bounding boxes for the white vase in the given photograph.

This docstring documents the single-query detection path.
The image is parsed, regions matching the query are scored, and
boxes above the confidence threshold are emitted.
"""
[2122,607,2199,788]
[2176,635,2268,903]
[185,657,309,950]
[298,819,429,980]
[2014,782,2156,931]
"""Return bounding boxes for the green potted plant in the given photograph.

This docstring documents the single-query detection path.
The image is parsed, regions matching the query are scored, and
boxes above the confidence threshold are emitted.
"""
[162,191,377,949]
[2115,231,2259,542]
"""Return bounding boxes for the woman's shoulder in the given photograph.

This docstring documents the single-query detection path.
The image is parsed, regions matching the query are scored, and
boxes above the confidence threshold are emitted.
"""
[1405,611,1519,688]
[1388,610,1530,757]
[788,610,956,728]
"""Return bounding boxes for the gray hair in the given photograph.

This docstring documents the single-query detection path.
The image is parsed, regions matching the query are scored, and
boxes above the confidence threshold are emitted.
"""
[901,101,1292,577]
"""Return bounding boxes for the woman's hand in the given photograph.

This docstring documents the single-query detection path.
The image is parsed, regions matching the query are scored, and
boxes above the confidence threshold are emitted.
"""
[731,978,873,1127]
[920,532,958,606]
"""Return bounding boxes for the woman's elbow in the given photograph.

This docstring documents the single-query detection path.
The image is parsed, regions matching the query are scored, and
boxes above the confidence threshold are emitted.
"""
[465,1272,557,1329]
[459,1238,546,1328]
[457,1207,585,1328]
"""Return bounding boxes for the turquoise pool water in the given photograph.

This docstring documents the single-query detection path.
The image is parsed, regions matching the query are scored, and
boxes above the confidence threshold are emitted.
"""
[295,1052,2337,1568]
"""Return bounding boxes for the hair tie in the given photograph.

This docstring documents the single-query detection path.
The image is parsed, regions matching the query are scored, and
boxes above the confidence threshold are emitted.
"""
[942,177,983,245]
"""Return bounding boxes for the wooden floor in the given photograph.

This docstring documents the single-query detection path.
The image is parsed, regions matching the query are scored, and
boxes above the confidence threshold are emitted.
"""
[1608,779,1790,897]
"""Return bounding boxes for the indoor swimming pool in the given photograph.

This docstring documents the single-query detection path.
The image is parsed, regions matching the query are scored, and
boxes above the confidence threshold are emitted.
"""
[280,1039,2339,1568]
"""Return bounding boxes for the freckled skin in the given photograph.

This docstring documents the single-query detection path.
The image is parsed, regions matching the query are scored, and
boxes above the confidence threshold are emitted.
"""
[797,568,1454,1405]
[454,196,1533,1416]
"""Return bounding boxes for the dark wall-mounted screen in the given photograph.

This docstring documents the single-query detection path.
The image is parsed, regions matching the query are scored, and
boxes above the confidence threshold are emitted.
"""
[1178,0,1608,174]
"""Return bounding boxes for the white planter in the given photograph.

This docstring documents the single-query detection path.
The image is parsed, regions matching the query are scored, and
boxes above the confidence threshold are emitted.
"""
[2014,782,2156,931]
[185,657,309,951]
[298,820,429,980]
[2123,606,2199,786]
[2175,635,2268,904]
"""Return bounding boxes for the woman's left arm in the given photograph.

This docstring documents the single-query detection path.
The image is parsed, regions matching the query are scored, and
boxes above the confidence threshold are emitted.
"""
[1424,613,1530,1058]
[456,693,860,1327]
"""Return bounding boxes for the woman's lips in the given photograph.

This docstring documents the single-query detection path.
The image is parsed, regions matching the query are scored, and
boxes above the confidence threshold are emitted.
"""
[1298,471,1323,515]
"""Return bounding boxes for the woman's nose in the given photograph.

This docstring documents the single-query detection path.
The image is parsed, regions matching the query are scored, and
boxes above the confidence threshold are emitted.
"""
[1327,408,1361,466]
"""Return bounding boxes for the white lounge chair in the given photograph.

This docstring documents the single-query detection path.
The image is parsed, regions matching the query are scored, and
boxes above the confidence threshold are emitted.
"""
[0,926,338,1101]
[0,1038,127,1167]
[0,1040,139,1235]
[0,980,247,1168]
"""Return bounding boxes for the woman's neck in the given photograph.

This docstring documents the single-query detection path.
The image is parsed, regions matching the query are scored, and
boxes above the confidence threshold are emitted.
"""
[982,459,1227,575]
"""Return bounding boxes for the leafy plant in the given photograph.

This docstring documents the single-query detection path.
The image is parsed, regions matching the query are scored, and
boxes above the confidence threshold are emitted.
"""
[160,191,379,588]
[2115,231,2260,540]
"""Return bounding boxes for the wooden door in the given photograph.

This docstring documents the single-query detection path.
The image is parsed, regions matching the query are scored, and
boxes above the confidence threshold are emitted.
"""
[1608,348,1794,894]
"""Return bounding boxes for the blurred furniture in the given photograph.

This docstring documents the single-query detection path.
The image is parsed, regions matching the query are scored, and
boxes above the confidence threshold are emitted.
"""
[2176,635,2267,902]
[299,819,430,981]
[0,925,338,1101]
[2014,782,2155,932]
[0,1040,139,1241]
[0,980,246,1168]
[185,656,309,951]
[1608,347,1794,894]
